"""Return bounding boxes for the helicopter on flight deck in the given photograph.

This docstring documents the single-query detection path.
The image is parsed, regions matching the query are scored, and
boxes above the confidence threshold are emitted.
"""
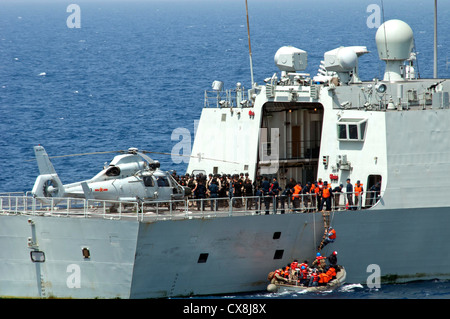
[31,145,192,205]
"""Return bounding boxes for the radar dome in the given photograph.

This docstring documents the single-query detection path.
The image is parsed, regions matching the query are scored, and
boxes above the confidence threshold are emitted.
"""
[375,19,414,81]
[376,19,414,61]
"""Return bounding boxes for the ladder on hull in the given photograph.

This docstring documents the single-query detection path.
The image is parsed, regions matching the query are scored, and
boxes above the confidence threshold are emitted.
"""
[317,211,330,252]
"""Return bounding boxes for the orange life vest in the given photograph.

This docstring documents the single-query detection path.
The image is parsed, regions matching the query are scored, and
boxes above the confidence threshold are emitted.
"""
[292,185,302,201]
[322,186,331,198]
[301,269,308,279]
[328,267,336,278]
[318,273,325,283]
[323,273,331,283]
[328,228,336,240]
[283,266,290,278]
[354,184,363,196]
[314,186,321,195]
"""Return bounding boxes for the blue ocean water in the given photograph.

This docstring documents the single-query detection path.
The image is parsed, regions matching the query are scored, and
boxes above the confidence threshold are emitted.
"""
[1,0,450,299]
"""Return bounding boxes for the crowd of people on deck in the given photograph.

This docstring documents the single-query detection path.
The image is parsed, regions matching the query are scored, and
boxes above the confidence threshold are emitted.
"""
[170,171,381,213]
[268,251,340,288]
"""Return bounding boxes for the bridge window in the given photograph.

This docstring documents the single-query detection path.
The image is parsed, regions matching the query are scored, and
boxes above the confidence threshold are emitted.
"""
[337,118,367,141]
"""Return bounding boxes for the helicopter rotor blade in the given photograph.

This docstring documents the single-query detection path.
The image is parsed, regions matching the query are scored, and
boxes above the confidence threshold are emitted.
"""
[136,151,155,164]
[27,147,241,165]
[26,150,121,162]
[140,150,241,164]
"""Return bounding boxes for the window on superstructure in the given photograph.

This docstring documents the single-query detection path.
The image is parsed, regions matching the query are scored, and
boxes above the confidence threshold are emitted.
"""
[338,124,347,139]
[348,124,358,139]
[337,118,367,142]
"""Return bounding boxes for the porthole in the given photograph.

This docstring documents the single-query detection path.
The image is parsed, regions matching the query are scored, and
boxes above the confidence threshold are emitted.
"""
[273,232,281,239]
[82,247,90,259]
[273,250,284,260]
[198,253,209,263]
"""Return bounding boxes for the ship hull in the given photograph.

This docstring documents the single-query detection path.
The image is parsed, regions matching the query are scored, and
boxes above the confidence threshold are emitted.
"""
[328,206,450,285]
[2,205,450,298]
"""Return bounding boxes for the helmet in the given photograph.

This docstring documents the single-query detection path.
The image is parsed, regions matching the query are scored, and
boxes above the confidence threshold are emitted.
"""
[316,252,321,257]
[301,266,305,270]
[333,251,338,255]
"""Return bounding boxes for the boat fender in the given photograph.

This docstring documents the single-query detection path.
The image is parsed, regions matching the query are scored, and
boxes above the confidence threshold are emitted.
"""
[267,284,278,293]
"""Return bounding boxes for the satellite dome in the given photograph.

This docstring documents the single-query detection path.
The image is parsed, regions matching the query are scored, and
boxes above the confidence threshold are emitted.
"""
[375,19,414,81]
[376,19,414,61]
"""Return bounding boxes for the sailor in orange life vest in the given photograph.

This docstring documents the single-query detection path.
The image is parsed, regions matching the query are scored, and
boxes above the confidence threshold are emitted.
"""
[311,252,327,270]
[354,180,364,208]
[320,181,333,211]
[319,227,337,250]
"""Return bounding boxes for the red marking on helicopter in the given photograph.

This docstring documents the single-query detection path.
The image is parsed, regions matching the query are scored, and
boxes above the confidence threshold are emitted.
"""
[94,188,108,192]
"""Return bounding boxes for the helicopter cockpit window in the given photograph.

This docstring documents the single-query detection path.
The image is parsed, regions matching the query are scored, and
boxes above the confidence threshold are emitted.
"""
[143,176,154,187]
[156,176,170,187]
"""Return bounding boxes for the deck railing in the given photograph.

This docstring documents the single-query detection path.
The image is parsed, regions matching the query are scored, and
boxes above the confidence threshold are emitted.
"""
[0,191,382,221]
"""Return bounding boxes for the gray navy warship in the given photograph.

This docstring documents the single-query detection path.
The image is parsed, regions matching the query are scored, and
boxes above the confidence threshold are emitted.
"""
[1,16,450,298]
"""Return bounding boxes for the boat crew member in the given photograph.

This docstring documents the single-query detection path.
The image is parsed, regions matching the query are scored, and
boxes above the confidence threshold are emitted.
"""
[332,184,343,210]
[290,259,299,270]
[319,227,337,250]
[354,180,364,209]
[194,179,207,211]
[320,181,333,211]
[309,270,320,287]
[312,252,326,270]
[208,179,219,211]
[291,181,302,210]
[271,268,289,284]
[280,186,291,214]
[244,178,254,210]
[310,182,317,210]
[270,177,282,212]
[346,178,354,210]
[315,180,323,211]
[327,251,338,268]
[302,182,312,212]
[299,266,309,286]
[261,177,271,214]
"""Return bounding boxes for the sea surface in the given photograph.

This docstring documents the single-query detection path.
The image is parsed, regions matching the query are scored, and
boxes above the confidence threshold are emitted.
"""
[1,0,450,299]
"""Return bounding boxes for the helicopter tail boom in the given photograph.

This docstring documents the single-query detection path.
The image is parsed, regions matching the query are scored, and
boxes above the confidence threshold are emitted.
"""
[31,145,65,201]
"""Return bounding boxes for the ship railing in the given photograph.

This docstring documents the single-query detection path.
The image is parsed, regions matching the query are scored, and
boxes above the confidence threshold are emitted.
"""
[0,191,383,220]
[203,85,251,109]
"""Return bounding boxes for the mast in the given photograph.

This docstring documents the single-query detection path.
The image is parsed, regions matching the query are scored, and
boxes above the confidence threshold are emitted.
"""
[245,0,255,88]
[434,0,438,78]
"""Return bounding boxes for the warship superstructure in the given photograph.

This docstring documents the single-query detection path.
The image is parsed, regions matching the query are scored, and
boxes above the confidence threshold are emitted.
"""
[2,19,450,298]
